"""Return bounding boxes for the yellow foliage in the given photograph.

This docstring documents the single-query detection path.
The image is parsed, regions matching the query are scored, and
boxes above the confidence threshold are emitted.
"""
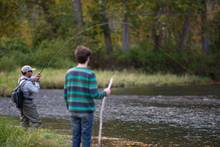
[20,20,32,48]
[54,0,61,5]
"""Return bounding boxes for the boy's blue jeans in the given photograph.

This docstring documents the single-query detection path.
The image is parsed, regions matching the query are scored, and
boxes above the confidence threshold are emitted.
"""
[71,112,94,147]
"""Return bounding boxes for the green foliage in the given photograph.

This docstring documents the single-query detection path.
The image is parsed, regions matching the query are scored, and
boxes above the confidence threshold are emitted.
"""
[126,48,168,72]
[32,19,54,47]
[0,38,31,71]
[93,46,218,80]
[0,38,30,54]
[0,38,73,71]
[0,0,219,80]
[33,39,73,68]
[0,56,16,71]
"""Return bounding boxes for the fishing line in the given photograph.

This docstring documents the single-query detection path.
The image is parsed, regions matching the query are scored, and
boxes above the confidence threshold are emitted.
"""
[157,48,195,75]
[38,22,132,74]
[36,21,193,75]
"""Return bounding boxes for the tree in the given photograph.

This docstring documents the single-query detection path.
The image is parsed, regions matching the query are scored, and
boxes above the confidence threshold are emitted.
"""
[72,0,83,28]
[201,0,209,53]
[177,1,192,52]
[152,7,164,51]
[179,12,191,51]
[98,0,112,53]
[122,0,129,52]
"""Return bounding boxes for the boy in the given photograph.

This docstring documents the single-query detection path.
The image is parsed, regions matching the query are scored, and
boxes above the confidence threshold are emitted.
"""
[64,46,111,147]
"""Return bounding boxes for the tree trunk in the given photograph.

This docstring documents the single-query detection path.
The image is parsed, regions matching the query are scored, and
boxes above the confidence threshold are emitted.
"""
[122,0,129,52]
[153,27,162,51]
[72,0,83,28]
[178,12,191,52]
[99,0,112,53]
[201,0,209,53]
[153,8,163,51]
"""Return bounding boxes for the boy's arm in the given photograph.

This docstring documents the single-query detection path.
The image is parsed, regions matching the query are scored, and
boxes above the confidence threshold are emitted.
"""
[89,73,106,99]
[64,75,68,109]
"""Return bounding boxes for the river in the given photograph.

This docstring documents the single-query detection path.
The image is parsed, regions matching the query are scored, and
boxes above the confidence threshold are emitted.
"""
[0,85,220,146]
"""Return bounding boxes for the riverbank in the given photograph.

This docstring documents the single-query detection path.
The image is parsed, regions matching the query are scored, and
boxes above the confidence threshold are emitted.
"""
[0,68,210,96]
[0,116,70,147]
[0,116,148,147]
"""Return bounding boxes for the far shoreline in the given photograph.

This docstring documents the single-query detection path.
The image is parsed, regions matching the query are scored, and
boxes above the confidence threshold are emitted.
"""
[0,68,212,97]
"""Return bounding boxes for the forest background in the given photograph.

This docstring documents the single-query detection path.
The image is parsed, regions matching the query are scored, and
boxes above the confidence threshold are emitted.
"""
[0,0,220,80]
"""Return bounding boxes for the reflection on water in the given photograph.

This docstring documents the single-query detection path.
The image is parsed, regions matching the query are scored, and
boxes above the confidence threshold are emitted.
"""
[113,84,220,97]
[94,121,219,147]
[43,118,220,146]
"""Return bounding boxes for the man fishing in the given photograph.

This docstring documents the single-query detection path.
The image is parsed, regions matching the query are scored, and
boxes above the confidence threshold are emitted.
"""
[64,45,111,147]
[19,65,41,128]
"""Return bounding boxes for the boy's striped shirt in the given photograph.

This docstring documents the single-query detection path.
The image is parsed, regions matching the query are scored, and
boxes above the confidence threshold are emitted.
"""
[64,67,106,113]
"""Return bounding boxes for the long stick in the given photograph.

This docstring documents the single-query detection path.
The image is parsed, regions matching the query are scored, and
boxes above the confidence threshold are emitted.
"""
[98,78,113,147]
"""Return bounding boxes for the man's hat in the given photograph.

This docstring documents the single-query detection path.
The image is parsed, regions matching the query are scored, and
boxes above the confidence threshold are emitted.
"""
[21,65,36,73]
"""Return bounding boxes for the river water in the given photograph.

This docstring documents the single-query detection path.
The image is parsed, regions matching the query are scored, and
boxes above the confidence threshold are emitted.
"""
[0,85,220,146]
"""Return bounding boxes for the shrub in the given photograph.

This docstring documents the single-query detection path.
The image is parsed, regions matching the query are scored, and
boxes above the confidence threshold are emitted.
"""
[0,38,32,71]
[32,39,73,68]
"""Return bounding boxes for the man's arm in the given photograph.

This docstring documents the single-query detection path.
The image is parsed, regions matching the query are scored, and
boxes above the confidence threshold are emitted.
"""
[26,81,40,94]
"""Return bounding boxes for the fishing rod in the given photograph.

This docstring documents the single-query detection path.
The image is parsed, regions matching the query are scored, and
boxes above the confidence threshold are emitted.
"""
[38,21,132,74]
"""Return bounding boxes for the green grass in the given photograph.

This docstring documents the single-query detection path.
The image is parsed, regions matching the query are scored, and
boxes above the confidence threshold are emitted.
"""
[0,68,210,96]
[0,116,70,147]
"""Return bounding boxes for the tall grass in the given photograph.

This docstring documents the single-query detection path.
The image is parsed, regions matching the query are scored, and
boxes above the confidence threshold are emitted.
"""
[0,71,19,96]
[0,117,70,147]
[96,70,210,87]
[0,68,210,96]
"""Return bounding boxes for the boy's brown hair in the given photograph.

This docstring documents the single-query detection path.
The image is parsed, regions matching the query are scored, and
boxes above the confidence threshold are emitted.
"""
[74,45,92,63]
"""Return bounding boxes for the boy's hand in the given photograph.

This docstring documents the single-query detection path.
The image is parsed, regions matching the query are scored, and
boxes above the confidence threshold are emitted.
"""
[104,88,111,96]
[104,78,113,96]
